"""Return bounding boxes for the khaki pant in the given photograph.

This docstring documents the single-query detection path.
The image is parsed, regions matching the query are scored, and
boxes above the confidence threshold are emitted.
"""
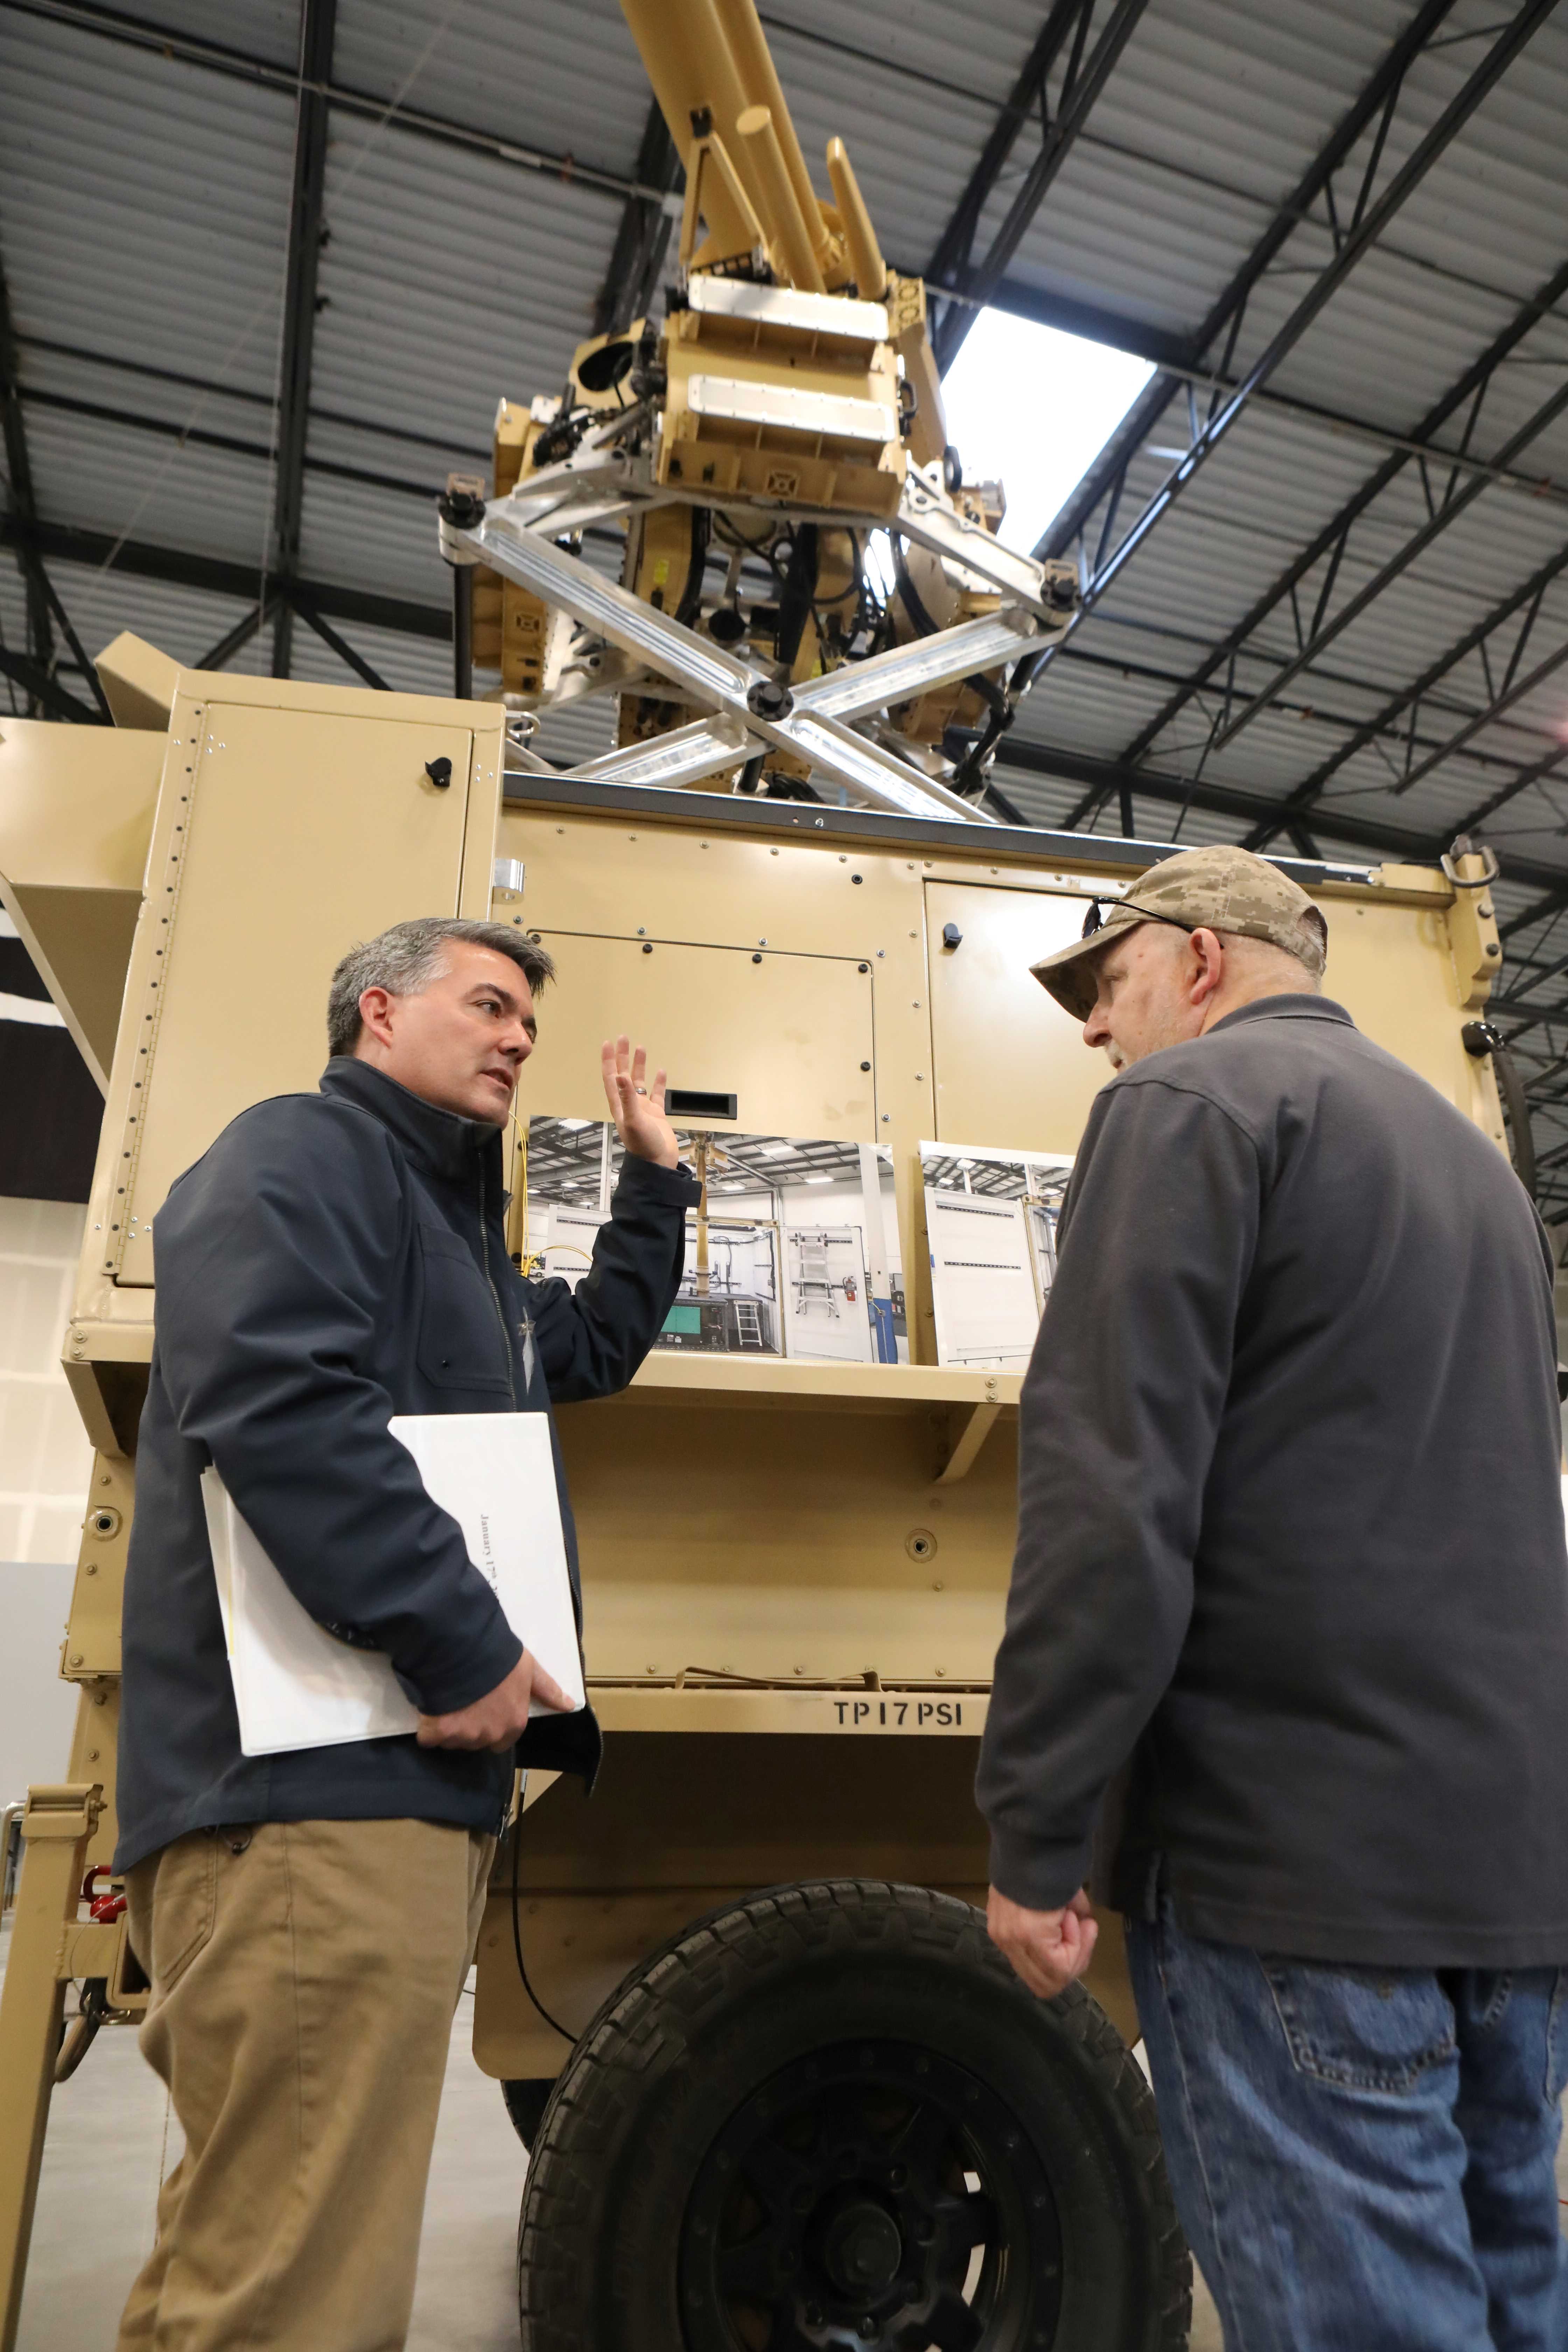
[115,1816,495,2352]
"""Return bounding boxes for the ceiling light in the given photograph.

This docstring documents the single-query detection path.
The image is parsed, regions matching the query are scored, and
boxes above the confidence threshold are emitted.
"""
[555,1118,593,1132]
[758,1142,794,1160]
[941,310,1156,555]
[803,1174,833,1185]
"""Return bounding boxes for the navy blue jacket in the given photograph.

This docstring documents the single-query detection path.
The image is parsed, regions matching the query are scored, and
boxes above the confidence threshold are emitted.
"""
[115,1057,698,1872]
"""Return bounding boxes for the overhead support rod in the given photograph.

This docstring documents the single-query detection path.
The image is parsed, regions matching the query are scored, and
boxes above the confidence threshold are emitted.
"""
[267,0,336,682]
[592,102,682,340]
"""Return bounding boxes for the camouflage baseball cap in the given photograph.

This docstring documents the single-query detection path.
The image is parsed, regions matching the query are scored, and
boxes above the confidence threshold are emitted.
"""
[1031,844,1329,1021]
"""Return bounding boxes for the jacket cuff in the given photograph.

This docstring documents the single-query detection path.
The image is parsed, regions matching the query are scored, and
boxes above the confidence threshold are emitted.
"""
[617,1154,702,1208]
[987,1825,1093,1913]
[400,1618,523,1717]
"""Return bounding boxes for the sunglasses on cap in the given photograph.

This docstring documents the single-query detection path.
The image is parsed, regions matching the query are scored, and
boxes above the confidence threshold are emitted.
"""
[1080,898,1200,940]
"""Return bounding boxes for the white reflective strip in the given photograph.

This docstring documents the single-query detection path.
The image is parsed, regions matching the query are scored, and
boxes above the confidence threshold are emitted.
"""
[686,374,896,444]
[0,992,64,1027]
[686,275,889,343]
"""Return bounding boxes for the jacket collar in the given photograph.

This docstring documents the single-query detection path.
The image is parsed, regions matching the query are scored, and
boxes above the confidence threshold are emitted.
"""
[319,1057,504,1186]
[1209,994,1354,1035]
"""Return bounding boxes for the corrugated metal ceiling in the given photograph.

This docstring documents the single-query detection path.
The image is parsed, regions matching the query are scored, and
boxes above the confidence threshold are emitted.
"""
[5,0,1568,1176]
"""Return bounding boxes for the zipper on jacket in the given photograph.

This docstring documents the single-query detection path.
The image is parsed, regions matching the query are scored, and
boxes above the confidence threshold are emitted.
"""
[477,1160,519,1408]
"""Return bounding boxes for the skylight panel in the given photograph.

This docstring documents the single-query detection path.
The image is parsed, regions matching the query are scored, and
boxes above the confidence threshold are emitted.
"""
[940,310,1156,558]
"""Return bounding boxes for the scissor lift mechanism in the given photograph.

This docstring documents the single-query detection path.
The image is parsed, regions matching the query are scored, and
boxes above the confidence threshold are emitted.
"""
[438,418,1079,824]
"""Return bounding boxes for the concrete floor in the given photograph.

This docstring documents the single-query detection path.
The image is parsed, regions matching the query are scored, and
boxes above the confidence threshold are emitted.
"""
[15,1921,1553,2351]
[11,1977,1225,2352]
[5,1909,1223,2352]
[7,1939,528,2352]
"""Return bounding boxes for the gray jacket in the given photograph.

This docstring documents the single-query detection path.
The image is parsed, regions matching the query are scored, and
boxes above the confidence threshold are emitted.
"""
[976,995,1568,1966]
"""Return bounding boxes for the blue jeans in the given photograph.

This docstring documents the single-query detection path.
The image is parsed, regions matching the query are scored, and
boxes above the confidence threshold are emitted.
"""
[1126,1904,1568,2351]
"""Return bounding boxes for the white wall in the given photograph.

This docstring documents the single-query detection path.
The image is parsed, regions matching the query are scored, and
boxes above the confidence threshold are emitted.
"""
[0,1198,93,1799]
[0,1561,78,1801]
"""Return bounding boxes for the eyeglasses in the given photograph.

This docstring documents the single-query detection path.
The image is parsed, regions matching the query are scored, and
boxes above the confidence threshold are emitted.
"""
[1080,898,1200,940]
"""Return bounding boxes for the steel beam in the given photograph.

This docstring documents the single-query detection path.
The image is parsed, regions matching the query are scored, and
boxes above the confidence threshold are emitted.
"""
[27,559,112,720]
[592,103,681,341]
[268,0,336,680]
[1241,537,1568,850]
[16,383,443,500]
[15,331,491,468]
[1502,884,1568,943]
[1038,0,1468,566]
[1209,356,1568,775]
[289,595,390,690]
[973,285,1568,506]
[1040,0,1552,670]
[0,512,450,639]
[988,735,1568,893]
[195,599,275,670]
[0,252,54,714]
[2,0,644,209]
[1113,251,1568,786]
[0,646,98,722]
[929,0,1150,370]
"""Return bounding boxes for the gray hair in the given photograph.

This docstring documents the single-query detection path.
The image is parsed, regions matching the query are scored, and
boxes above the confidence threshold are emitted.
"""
[327,917,555,1057]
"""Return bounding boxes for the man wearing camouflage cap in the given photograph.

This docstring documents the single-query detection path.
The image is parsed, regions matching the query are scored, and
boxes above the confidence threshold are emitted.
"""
[977,845,1568,2351]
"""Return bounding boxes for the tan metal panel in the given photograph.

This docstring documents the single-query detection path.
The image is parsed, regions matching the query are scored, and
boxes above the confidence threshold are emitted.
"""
[0,720,161,1085]
[1321,896,1506,1147]
[558,1379,1014,1685]
[111,699,478,1284]
[925,881,1113,1153]
[522,929,877,1139]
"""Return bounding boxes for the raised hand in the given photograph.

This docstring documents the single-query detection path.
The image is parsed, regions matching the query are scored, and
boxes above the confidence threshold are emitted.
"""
[600,1034,679,1168]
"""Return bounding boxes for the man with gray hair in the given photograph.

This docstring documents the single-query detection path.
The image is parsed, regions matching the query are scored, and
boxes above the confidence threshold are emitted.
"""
[113,916,699,2352]
[978,845,1568,2350]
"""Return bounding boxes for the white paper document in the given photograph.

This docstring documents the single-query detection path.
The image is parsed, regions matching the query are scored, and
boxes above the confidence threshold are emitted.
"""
[203,1412,585,1758]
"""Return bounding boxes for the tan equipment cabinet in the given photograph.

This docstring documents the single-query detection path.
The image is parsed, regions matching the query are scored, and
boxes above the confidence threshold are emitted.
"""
[0,664,1510,2352]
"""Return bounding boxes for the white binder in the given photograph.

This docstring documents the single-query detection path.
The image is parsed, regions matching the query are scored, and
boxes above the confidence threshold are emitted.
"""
[203,1412,586,1758]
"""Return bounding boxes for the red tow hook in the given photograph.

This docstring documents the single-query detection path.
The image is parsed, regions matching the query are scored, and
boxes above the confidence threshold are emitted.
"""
[82,1865,127,1924]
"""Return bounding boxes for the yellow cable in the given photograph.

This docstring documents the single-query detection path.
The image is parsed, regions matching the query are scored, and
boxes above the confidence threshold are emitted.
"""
[507,1108,599,1278]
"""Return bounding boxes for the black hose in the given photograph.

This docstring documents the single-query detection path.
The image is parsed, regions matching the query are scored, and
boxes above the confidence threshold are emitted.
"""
[509,1805,574,2044]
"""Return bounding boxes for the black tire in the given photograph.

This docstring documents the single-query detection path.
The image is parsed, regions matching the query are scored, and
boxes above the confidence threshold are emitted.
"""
[517,1880,1190,2352]
[502,2077,554,2150]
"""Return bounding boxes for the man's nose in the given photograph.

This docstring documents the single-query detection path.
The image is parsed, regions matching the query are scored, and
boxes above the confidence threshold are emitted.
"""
[1082,1004,1108,1048]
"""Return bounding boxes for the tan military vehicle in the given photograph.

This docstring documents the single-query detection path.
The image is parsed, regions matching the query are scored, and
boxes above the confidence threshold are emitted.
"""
[0,641,1513,2351]
[0,2,1522,2346]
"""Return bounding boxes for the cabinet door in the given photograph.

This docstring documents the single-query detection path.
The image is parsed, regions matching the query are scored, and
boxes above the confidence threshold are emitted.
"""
[925,881,1112,1153]
[111,701,479,1285]
[519,931,877,1142]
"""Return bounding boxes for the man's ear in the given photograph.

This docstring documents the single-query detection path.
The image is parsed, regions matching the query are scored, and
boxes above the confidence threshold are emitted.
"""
[1187,927,1226,1008]
[357,984,396,1049]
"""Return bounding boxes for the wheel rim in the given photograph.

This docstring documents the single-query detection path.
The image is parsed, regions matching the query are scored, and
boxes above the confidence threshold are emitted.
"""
[678,2039,1063,2352]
